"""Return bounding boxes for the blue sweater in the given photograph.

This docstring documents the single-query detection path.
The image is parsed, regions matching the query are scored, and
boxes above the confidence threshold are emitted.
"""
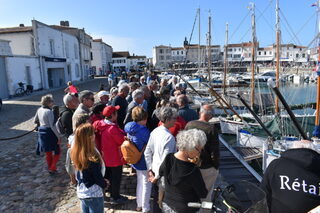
[124,122,150,170]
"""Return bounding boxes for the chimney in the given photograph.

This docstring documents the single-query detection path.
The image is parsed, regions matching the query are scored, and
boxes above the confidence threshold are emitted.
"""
[64,21,69,27]
[19,24,25,27]
[60,21,65,26]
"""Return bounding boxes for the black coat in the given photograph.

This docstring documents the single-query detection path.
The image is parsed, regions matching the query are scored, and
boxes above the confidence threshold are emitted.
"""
[260,148,320,213]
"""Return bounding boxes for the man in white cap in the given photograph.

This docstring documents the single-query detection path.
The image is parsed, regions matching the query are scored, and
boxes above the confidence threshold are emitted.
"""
[96,90,110,105]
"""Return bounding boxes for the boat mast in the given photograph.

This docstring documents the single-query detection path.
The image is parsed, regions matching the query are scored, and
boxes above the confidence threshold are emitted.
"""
[198,8,201,72]
[275,0,281,113]
[207,11,212,84]
[314,0,320,137]
[250,3,257,108]
[223,23,229,94]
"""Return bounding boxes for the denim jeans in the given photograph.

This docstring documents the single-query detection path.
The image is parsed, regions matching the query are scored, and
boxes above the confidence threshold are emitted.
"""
[80,197,104,213]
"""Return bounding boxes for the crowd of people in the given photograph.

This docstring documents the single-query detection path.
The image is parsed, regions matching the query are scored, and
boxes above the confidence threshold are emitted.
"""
[33,73,320,213]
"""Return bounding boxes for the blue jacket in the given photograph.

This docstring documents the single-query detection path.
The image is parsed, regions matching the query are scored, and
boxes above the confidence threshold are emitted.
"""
[124,122,150,170]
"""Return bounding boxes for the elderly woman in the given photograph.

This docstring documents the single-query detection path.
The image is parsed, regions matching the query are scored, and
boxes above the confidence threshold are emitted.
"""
[124,107,151,212]
[34,94,61,174]
[159,129,208,213]
[145,106,177,213]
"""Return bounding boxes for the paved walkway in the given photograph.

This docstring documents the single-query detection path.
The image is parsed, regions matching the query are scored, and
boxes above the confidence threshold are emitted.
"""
[0,77,141,213]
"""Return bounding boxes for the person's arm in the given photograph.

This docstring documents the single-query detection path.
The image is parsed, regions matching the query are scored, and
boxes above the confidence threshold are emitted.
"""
[61,111,73,137]
[260,161,276,212]
[47,110,60,138]
[191,169,208,199]
[111,126,126,146]
[90,161,106,189]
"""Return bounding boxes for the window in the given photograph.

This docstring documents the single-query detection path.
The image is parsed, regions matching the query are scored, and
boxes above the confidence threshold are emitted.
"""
[90,52,93,60]
[160,56,164,60]
[239,48,241,51]
[258,52,261,55]
[302,53,305,58]
[264,51,266,55]
[49,39,55,56]
[181,51,183,54]
[74,44,78,59]
[177,51,179,55]
[296,53,299,58]
[159,49,163,54]
[75,64,80,78]
[65,41,69,58]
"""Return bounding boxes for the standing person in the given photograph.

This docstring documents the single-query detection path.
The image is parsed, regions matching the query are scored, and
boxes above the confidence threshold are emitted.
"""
[112,83,129,129]
[90,90,110,123]
[260,140,320,213]
[139,76,147,86]
[34,94,61,174]
[72,90,94,131]
[93,106,128,204]
[126,82,140,103]
[185,105,220,210]
[60,93,80,138]
[176,94,198,122]
[65,114,90,185]
[64,81,79,96]
[159,129,208,213]
[124,89,145,125]
[71,123,107,213]
[144,107,177,213]
[124,107,152,213]
[109,87,118,104]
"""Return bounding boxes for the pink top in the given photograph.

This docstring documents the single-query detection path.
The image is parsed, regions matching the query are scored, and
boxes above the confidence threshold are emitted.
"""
[69,85,78,93]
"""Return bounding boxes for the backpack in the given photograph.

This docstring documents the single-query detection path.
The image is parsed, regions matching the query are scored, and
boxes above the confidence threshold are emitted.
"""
[120,137,146,164]
[55,117,66,136]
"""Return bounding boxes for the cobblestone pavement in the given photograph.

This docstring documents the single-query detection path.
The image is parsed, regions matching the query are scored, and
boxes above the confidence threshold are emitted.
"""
[0,77,141,213]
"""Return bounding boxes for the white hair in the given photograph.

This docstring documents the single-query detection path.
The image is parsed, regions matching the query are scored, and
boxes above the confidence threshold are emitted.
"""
[200,105,214,116]
[176,129,207,152]
[132,89,144,100]
[119,83,129,92]
[292,140,317,152]
[63,93,75,106]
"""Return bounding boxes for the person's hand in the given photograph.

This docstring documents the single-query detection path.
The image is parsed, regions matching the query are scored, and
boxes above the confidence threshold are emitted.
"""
[148,170,155,182]
[150,177,158,184]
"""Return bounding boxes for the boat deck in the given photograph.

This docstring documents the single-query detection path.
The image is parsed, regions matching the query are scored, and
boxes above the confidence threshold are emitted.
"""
[215,135,262,186]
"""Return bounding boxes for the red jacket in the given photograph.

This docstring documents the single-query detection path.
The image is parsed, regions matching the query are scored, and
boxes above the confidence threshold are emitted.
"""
[93,120,126,167]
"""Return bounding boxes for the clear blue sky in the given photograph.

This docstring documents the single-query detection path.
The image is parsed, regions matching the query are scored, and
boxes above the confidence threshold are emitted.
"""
[0,0,318,57]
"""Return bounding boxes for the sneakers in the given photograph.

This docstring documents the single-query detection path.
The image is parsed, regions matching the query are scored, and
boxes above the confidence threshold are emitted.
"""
[111,196,128,204]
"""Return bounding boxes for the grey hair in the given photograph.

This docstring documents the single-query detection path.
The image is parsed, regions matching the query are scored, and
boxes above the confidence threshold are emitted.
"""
[200,105,214,116]
[119,83,129,92]
[63,93,76,106]
[73,114,90,129]
[128,82,140,90]
[158,106,177,123]
[41,94,54,107]
[292,140,318,152]
[79,90,94,103]
[176,129,207,152]
[132,89,144,100]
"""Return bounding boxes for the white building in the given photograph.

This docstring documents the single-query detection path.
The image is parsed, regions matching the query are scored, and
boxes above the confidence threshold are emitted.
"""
[127,55,146,71]
[152,45,172,69]
[0,20,81,91]
[52,21,93,80]
[91,39,113,76]
[0,39,42,98]
[112,51,130,72]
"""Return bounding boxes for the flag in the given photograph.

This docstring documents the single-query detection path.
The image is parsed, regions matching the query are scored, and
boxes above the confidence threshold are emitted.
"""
[311,3,317,7]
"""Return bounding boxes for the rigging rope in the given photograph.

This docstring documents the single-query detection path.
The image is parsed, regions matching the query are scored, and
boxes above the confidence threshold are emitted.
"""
[280,10,302,45]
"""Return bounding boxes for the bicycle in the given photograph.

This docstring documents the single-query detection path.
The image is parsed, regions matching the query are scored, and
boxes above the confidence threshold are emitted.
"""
[188,181,268,213]
[14,82,33,97]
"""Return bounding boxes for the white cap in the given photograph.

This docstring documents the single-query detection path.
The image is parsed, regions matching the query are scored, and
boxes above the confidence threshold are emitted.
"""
[97,90,109,98]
